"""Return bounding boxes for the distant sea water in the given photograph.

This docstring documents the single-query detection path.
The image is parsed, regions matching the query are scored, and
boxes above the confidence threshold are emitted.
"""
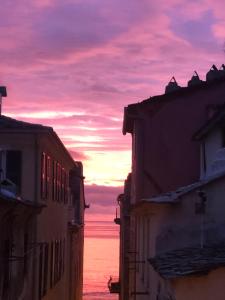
[83,220,119,300]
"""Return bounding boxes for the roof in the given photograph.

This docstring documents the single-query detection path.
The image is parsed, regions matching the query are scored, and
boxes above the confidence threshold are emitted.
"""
[123,73,225,135]
[193,103,225,140]
[0,115,76,165]
[149,243,225,279]
[140,169,225,205]
[0,188,44,209]
[0,115,52,132]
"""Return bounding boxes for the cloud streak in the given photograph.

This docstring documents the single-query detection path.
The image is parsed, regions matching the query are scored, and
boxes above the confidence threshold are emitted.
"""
[1,0,225,192]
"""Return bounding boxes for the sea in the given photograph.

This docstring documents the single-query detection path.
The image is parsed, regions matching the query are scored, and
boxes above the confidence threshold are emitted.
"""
[83,220,119,300]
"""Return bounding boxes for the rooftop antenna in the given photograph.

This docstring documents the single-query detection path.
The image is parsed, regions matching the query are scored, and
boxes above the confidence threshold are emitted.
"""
[0,86,7,116]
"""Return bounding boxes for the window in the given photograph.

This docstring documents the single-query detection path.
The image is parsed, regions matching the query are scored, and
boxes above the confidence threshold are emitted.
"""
[23,233,28,276]
[50,242,54,288]
[0,150,22,191]
[65,172,69,204]
[52,161,57,201]
[43,244,49,294]
[46,156,51,198]
[38,243,49,299]
[51,160,69,204]
[50,239,65,287]
[61,168,65,203]
[41,153,51,200]
[2,239,11,298]
[41,153,47,199]
[59,240,62,278]
[38,244,43,299]
[54,240,59,282]
[57,163,61,202]
[62,239,65,274]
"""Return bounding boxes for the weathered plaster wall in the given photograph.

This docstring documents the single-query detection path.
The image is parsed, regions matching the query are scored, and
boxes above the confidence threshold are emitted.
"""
[172,267,225,300]
[156,177,225,253]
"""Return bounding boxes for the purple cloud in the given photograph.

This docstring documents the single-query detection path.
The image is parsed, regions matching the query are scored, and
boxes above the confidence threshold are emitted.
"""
[1,0,225,191]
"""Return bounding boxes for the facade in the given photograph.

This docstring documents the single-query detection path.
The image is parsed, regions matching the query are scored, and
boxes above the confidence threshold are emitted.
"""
[0,110,85,300]
[0,186,43,300]
[110,173,131,298]
[119,65,225,299]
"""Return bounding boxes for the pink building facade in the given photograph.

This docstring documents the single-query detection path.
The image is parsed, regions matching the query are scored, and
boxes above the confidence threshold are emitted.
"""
[120,66,225,299]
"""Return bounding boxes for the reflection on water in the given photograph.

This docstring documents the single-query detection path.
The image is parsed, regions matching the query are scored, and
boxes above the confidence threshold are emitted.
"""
[83,220,119,300]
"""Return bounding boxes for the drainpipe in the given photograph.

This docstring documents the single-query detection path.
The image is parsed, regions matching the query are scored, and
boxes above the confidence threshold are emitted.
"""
[196,190,207,248]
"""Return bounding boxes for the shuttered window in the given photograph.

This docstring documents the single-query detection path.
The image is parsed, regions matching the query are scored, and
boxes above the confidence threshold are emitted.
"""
[6,150,22,191]
[41,152,47,199]
[41,152,51,200]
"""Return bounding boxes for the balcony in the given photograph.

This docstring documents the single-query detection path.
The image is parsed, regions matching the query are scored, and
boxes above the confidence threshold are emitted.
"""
[114,217,121,225]
[113,208,121,225]
[108,277,120,294]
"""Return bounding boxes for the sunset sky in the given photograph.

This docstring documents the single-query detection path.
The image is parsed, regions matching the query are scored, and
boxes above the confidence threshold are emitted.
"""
[1,0,225,219]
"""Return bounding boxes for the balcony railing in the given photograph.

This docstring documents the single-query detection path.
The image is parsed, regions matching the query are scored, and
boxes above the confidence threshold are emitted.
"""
[114,208,121,225]
[108,276,120,294]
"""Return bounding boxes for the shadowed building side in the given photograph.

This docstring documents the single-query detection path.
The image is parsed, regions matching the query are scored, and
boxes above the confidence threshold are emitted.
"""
[111,173,131,299]
[120,65,225,300]
[0,87,85,300]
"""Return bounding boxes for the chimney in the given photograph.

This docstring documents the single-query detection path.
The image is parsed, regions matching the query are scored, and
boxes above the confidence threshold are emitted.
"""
[0,86,7,116]
[188,71,202,87]
[165,77,181,94]
[219,64,225,77]
[206,65,220,81]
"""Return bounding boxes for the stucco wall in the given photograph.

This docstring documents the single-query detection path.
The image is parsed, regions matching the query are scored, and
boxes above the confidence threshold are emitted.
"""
[155,177,225,253]
[37,133,84,300]
[132,175,225,300]
[131,81,225,200]
[172,267,225,300]
[133,205,169,300]
[0,130,84,300]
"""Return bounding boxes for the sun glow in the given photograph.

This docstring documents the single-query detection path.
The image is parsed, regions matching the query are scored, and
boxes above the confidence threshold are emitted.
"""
[82,150,131,186]
[6,111,85,119]
[63,135,104,143]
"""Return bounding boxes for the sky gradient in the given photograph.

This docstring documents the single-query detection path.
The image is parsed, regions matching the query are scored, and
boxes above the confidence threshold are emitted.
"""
[1,0,225,218]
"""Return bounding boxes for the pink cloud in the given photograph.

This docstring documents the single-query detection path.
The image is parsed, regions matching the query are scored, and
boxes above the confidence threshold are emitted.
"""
[1,0,225,190]
[84,184,123,219]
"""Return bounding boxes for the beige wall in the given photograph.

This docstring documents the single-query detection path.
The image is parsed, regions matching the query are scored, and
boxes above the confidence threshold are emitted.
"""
[132,175,225,300]
[172,268,225,300]
[0,130,84,300]
[132,205,169,300]
[36,133,84,300]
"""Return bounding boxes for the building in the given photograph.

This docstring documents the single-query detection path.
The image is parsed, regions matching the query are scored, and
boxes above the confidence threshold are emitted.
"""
[0,87,85,300]
[149,105,225,300]
[109,173,131,298]
[0,181,44,300]
[119,65,225,299]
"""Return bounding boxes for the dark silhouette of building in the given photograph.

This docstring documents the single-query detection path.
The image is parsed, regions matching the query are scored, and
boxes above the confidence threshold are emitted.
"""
[119,65,225,300]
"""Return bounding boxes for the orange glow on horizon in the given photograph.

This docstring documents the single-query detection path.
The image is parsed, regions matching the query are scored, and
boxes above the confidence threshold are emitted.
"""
[83,150,131,186]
